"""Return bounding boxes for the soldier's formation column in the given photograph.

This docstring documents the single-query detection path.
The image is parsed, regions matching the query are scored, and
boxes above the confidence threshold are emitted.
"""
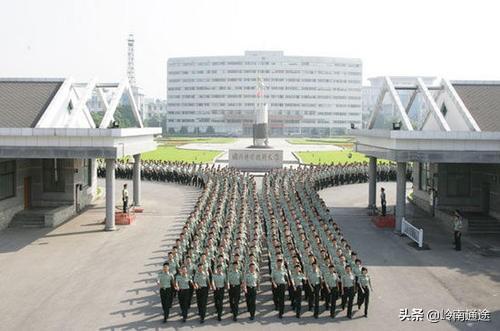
[133,153,141,206]
[105,158,116,231]
[395,161,407,233]
[368,156,377,210]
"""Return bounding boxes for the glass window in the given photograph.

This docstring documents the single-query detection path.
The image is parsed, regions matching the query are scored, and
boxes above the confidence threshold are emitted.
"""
[0,160,16,201]
[43,159,65,192]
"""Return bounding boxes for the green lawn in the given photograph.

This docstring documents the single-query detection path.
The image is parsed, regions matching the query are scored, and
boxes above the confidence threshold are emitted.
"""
[287,137,354,145]
[297,149,386,165]
[156,137,236,146]
[142,146,221,163]
[287,137,354,149]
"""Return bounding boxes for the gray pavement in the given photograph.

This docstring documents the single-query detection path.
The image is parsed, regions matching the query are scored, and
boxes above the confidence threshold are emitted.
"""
[0,180,498,330]
[319,182,500,331]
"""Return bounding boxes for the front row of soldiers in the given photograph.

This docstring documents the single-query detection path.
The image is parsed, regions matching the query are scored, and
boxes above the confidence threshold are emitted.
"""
[156,260,260,323]
[157,257,373,323]
[272,258,373,319]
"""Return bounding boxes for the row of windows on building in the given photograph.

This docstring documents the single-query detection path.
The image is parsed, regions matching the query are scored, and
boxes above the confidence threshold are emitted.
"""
[0,159,92,201]
[166,119,361,124]
[168,61,361,68]
[168,70,361,76]
[166,110,360,116]
[167,102,361,108]
[169,94,361,100]
[168,78,361,84]
[169,86,361,92]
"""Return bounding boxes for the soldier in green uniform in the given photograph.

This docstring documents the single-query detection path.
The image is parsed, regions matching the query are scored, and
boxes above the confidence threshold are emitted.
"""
[324,264,340,318]
[175,265,193,322]
[291,264,306,318]
[357,267,373,317]
[243,263,260,320]
[271,259,288,319]
[308,262,322,318]
[212,264,226,321]
[193,263,210,323]
[341,265,355,319]
[228,261,243,321]
[453,209,463,251]
[157,262,174,323]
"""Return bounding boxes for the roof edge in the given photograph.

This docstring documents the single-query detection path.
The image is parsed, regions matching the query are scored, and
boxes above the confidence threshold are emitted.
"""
[0,78,65,83]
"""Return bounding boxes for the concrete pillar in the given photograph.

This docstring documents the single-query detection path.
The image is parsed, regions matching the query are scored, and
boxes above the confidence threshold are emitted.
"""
[105,158,116,231]
[395,162,407,233]
[133,154,141,206]
[368,156,377,209]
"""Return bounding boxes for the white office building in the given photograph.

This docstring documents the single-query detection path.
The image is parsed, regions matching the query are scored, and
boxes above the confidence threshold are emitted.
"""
[166,51,362,136]
[143,98,167,120]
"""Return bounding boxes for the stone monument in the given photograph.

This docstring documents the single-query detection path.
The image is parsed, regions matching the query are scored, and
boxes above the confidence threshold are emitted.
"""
[228,76,283,171]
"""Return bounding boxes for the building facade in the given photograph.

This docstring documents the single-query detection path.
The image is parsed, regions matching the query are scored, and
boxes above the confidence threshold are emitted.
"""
[166,51,362,136]
[143,98,167,121]
[354,77,500,235]
[0,78,159,231]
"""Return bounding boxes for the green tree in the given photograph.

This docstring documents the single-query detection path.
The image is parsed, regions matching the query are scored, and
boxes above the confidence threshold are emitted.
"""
[90,111,104,127]
[113,105,139,128]
[145,113,161,127]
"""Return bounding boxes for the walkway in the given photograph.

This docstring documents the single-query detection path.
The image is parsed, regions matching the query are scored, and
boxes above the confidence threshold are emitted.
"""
[178,138,342,163]
[0,180,498,330]
[320,182,500,331]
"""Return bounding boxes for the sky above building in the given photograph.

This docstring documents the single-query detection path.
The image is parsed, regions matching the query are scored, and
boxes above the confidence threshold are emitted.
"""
[1,0,499,98]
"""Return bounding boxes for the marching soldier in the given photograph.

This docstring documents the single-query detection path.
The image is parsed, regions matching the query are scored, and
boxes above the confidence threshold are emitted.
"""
[291,264,306,318]
[271,259,288,319]
[243,262,260,320]
[175,265,194,322]
[157,262,174,323]
[341,265,356,319]
[212,264,226,321]
[193,263,210,323]
[228,261,243,321]
[324,264,340,318]
[357,267,373,317]
[307,262,322,318]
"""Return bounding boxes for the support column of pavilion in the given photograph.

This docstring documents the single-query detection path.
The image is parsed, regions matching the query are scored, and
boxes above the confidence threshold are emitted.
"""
[395,161,407,233]
[105,159,116,231]
[368,156,377,211]
[104,154,141,231]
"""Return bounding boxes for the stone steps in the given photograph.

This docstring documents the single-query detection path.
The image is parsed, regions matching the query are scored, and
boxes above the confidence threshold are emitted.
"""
[9,212,45,228]
[468,218,500,234]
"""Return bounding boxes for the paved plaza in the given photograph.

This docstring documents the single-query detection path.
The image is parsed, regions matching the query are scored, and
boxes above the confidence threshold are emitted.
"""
[178,138,342,163]
[0,180,498,330]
